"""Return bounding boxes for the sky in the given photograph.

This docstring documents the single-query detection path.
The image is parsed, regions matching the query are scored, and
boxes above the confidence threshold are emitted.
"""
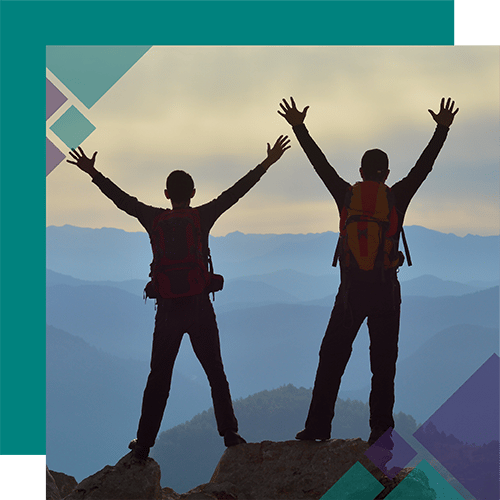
[46,45,500,237]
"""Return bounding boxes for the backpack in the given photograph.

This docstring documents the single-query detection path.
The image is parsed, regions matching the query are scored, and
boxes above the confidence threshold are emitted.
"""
[333,181,411,281]
[145,208,211,299]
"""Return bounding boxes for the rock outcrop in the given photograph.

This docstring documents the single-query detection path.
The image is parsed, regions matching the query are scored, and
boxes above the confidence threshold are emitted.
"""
[63,452,162,500]
[49,469,78,498]
[49,439,436,500]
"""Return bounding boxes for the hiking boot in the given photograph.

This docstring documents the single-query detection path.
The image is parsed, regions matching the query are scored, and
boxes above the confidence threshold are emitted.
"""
[295,428,330,441]
[223,430,246,447]
[128,438,150,461]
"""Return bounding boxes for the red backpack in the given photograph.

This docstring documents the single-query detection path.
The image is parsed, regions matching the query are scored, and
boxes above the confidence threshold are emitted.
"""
[333,181,411,281]
[146,208,211,298]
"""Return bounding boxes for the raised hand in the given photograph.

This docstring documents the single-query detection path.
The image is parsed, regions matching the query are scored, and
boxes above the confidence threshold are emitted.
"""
[428,97,459,127]
[67,147,98,177]
[278,97,309,126]
[261,135,291,170]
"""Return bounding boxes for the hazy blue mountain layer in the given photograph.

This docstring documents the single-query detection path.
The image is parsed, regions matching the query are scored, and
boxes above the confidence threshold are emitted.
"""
[47,225,499,284]
[46,224,499,489]
[46,273,498,396]
[46,325,212,482]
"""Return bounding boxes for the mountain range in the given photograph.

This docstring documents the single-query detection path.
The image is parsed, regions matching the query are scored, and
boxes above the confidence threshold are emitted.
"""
[47,225,499,284]
[45,224,499,485]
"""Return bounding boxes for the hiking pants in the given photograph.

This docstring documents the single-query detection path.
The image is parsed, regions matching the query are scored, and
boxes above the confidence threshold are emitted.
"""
[136,293,238,448]
[304,278,401,436]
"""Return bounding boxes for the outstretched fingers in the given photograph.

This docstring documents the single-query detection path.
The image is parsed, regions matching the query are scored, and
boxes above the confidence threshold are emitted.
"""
[278,98,292,116]
[274,134,291,152]
[441,97,458,114]
[429,96,459,126]
[67,148,80,160]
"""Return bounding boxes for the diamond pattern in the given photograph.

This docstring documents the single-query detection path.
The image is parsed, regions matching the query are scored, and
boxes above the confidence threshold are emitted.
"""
[49,105,95,149]
[46,78,67,120]
[46,138,66,175]
[413,354,499,500]
[365,428,417,479]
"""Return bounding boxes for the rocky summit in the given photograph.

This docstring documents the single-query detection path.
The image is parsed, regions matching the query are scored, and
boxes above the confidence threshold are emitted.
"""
[49,439,436,500]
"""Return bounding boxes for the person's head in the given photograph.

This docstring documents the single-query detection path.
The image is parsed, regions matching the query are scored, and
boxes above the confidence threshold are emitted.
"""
[359,149,389,182]
[165,170,195,207]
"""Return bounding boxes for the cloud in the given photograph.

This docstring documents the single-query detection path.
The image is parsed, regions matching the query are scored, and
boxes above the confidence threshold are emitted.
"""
[47,46,499,237]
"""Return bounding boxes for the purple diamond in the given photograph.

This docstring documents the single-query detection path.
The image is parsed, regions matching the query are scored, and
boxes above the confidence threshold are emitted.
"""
[46,78,67,120]
[413,354,499,500]
[46,138,65,175]
[365,428,417,479]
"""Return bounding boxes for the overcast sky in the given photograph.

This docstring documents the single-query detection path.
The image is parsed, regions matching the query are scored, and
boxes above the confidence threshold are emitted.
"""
[46,45,499,237]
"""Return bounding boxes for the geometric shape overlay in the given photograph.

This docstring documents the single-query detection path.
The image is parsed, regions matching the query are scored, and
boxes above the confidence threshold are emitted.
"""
[49,106,96,150]
[384,460,466,500]
[319,462,384,500]
[365,428,418,479]
[46,78,67,120]
[46,45,152,108]
[413,354,499,500]
[46,137,66,176]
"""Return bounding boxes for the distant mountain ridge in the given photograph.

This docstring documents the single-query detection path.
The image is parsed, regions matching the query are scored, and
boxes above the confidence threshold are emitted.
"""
[47,224,499,284]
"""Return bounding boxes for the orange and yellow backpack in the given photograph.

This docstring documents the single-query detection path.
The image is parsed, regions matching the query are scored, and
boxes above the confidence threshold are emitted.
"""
[333,181,411,281]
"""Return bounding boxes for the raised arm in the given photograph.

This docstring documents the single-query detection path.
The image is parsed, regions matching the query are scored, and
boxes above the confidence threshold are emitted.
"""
[67,146,160,230]
[278,97,350,212]
[198,135,291,229]
[392,97,458,214]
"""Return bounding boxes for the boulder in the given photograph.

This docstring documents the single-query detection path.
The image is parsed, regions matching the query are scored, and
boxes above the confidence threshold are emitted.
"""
[64,452,162,500]
[177,439,435,500]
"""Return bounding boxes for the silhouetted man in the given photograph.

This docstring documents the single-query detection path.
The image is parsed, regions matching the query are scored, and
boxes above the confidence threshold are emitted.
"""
[67,135,290,459]
[278,97,458,445]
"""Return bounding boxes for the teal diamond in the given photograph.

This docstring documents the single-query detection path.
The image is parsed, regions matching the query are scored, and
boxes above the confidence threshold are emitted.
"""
[320,462,384,500]
[49,106,96,149]
[385,460,466,500]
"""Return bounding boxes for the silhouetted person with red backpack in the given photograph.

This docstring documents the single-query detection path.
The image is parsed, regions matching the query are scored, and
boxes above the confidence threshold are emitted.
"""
[278,97,458,445]
[67,135,291,460]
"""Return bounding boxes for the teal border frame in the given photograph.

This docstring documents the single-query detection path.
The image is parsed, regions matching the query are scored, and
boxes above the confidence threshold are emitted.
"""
[0,1,453,455]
